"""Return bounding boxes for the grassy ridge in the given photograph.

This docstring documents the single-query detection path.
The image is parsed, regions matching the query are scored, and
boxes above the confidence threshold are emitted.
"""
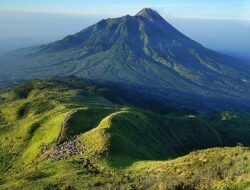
[129,147,250,190]
[1,147,249,190]
[0,78,249,189]
[103,111,222,166]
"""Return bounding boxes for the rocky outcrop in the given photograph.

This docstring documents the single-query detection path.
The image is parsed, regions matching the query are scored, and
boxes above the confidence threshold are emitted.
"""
[49,140,85,160]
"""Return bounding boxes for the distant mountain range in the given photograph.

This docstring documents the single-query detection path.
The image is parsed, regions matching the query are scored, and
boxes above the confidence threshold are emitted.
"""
[1,8,250,111]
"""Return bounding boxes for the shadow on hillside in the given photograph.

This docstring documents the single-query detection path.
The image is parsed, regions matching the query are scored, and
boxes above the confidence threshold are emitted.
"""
[106,152,183,169]
[105,144,250,169]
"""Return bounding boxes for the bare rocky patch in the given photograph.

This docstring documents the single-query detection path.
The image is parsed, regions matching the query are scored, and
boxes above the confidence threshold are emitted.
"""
[40,140,85,160]
[50,140,85,160]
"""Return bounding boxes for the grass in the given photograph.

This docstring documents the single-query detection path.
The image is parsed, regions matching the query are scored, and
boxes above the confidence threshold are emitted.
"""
[203,111,250,146]
[137,147,250,190]
[59,107,116,141]
[103,111,223,167]
[0,78,249,189]
[1,147,248,190]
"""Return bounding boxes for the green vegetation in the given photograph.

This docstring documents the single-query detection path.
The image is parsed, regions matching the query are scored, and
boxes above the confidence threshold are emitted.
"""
[204,111,250,147]
[0,8,249,189]
[1,9,250,111]
[130,147,250,190]
[0,78,249,189]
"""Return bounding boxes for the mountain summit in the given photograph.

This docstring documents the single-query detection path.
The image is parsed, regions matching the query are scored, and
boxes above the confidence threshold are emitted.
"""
[1,8,250,110]
[136,8,164,21]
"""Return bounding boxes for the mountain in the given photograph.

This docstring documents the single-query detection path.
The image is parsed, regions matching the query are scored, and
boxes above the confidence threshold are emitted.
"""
[1,8,250,111]
[0,78,249,189]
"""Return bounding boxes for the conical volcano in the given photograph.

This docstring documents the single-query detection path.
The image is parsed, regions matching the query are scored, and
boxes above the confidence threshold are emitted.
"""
[1,8,250,109]
[136,8,164,20]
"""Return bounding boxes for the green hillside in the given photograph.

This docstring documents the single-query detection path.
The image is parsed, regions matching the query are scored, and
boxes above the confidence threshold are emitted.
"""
[1,8,250,110]
[0,78,249,189]
[204,111,250,146]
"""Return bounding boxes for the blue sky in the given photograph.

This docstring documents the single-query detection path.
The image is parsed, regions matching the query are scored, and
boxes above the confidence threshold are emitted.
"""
[1,0,250,19]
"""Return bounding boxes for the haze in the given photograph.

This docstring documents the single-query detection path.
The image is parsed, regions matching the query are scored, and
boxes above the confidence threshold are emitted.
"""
[0,0,250,60]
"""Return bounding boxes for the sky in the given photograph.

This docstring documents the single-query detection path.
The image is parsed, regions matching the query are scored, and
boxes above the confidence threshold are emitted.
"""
[1,0,250,19]
[0,0,250,59]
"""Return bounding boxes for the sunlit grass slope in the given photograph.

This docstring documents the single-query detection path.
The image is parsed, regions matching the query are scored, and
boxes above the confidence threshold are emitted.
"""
[0,77,249,190]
